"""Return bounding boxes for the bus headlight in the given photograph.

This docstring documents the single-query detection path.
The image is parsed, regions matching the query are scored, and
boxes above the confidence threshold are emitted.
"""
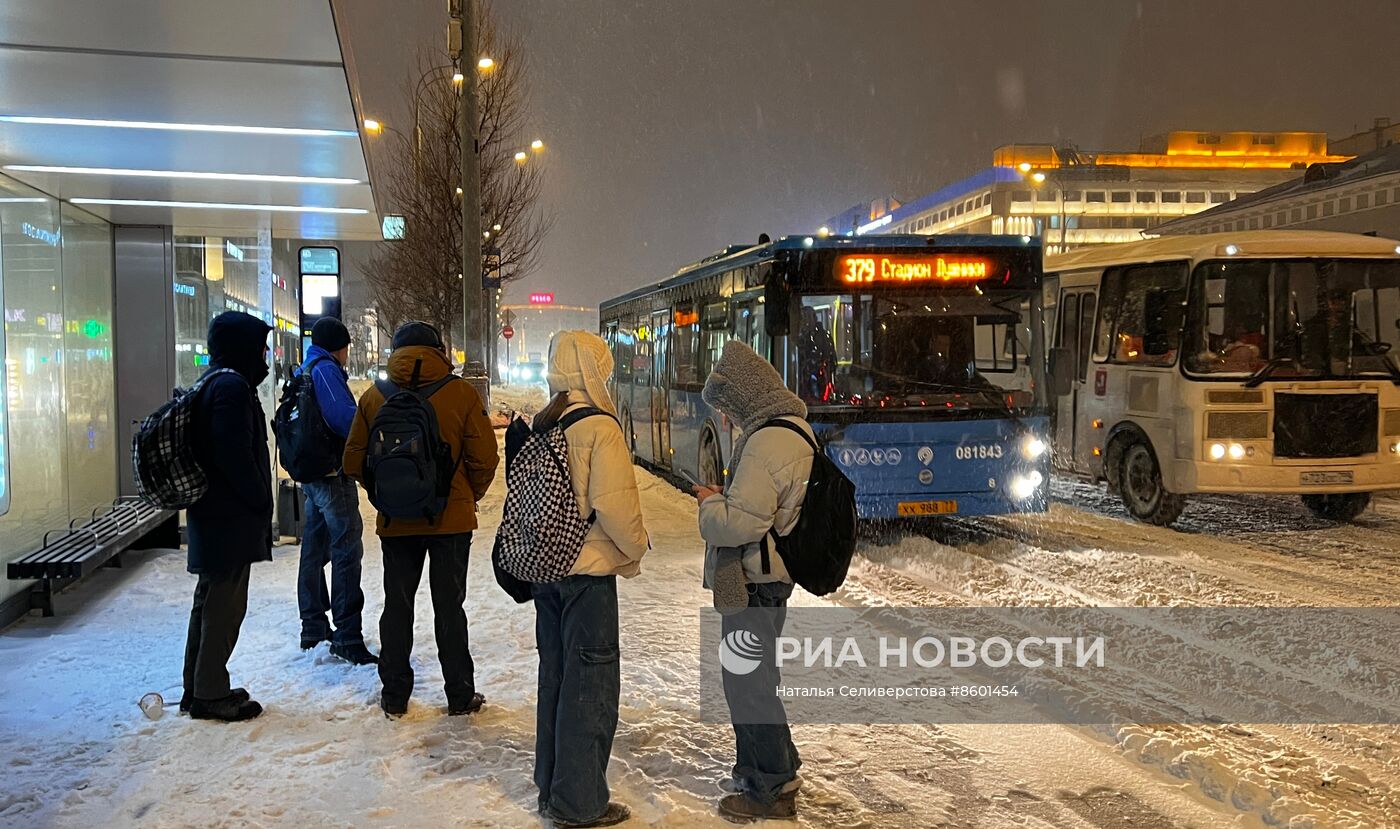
[1010,470,1044,500]
[1209,442,1247,461]
[1021,435,1048,459]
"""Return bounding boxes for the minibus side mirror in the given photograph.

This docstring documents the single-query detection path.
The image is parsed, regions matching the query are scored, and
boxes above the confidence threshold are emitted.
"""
[1048,347,1074,396]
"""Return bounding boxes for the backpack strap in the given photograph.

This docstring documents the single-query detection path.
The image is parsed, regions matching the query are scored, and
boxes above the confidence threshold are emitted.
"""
[558,406,620,431]
[756,418,817,576]
[759,418,819,453]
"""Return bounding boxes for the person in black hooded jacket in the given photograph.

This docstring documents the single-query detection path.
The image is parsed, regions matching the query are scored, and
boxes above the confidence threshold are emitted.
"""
[181,311,274,722]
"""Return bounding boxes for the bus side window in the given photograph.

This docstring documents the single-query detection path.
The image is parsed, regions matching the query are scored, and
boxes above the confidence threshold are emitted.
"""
[672,303,700,387]
[1059,293,1080,369]
[617,317,634,383]
[1078,294,1097,380]
[1102,263,1187,365]
[700,299,727,378]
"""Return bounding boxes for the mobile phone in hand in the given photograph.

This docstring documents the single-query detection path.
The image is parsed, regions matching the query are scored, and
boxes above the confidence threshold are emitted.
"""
[679,469,704,488]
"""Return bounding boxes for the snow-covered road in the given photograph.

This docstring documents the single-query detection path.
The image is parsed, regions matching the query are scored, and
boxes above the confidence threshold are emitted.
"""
[1,456,1397,828]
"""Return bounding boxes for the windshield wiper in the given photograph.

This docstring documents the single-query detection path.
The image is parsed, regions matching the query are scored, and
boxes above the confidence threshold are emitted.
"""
[1243,356,1300,388]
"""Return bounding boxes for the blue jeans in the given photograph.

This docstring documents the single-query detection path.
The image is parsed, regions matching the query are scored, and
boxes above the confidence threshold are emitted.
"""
[723,580,801,805]
[298,476,365,646]
[532,575,620,824]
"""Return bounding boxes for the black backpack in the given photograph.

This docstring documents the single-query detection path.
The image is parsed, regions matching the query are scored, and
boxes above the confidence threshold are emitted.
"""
[363,364,459,522]
[759,418,858,596]
[273,356,344,483]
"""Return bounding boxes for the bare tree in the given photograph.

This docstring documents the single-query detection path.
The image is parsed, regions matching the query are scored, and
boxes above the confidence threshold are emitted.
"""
[364,0,549,358]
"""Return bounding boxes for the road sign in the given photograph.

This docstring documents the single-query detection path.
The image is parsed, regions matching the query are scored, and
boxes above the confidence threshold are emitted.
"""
[502,325,515,340]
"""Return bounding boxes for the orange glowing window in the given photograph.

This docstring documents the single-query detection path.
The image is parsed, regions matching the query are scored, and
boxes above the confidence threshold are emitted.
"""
[673,309,699,326]
[837,254,991,285]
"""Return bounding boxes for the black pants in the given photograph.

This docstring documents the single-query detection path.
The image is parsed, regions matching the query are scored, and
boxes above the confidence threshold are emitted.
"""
[532,575,620,824]
[723,580,801,805]
[378,532,475,705]
[183,563,252,701]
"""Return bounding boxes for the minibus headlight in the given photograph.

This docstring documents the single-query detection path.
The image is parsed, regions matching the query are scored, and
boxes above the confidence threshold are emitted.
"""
[1227,443,1246,460]
[1209,443,1226,460]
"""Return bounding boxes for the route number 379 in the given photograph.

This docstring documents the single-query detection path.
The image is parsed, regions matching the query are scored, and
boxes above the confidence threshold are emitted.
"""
[955,444,1003,460]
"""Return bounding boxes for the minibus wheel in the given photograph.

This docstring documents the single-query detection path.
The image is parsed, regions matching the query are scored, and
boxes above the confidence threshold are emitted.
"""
[1119,440,1185,526]
[1300,492,1370,522]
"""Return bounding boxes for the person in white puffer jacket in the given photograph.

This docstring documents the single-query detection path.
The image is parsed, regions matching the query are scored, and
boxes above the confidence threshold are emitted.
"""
[529,330,648,829]
[694,340,812,823]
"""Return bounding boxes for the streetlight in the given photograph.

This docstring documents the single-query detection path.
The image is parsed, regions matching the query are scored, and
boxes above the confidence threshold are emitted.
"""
[363,118,382,133]
[514,151,528,163]
[492,223,502,232]
[530,138,544,151]
[1025,169,1067,252]
[477,56,495,71]
[452,71,465,84]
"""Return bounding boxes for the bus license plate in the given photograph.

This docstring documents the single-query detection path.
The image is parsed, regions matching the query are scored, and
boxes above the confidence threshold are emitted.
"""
[898,500,958,516]
[1300,471,1354,486]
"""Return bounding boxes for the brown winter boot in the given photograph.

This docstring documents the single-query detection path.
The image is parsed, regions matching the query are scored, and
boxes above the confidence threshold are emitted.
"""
[718,790,797,822]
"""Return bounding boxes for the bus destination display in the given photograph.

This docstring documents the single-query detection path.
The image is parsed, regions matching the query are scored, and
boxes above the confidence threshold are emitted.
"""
[838,253,991,285]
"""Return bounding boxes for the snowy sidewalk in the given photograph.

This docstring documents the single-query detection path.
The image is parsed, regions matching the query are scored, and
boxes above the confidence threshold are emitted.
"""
[0,458,1243,829]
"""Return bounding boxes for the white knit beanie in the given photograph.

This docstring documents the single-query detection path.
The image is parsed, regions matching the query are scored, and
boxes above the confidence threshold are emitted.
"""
[547,330,617,416]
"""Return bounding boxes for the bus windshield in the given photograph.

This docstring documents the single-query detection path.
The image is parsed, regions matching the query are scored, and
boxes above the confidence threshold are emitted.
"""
[1184,259,1400,381]
[796,290,1040,411]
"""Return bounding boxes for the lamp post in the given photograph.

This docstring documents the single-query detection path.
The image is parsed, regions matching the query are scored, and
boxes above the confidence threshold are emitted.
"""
[1026,169,1068,253]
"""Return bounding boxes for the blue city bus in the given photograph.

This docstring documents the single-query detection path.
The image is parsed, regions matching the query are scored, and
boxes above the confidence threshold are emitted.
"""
[599,234,1050,519]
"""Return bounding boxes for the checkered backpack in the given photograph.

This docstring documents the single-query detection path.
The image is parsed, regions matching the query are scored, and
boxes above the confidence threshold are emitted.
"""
[132,368,242,509]
[497,407,616,583]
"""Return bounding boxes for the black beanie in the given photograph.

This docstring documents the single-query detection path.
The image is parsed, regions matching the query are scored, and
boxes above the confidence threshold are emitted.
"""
[311,317,351,351]
[391,320,444,350]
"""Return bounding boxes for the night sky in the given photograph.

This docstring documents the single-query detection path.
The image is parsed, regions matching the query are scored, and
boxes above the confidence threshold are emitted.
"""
[347,0,1400,308]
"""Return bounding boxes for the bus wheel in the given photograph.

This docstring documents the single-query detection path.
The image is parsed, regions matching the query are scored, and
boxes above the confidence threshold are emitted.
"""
[699,434,724,487]
[1119,440,1185,526]
[1301,492,1370,522]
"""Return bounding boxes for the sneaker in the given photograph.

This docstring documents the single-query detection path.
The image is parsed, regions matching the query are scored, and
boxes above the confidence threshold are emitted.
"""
[447,692,485,716]
[718,791,797,823]
[330,642,379,665]
[719,773,802,796]
[180,687,248,714]
[381,695,408,719]
[188,692,263,722]
[551,801,631,828]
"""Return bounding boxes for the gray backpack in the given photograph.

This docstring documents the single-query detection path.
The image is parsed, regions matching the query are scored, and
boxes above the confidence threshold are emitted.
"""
[497,407,614,582]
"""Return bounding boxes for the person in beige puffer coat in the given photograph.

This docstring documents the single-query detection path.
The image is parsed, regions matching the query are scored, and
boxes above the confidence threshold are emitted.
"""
[694,340,812,822]
[528,330,647,829]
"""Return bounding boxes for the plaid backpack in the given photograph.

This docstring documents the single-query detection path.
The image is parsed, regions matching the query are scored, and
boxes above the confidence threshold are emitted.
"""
[497,407,615,583]
[132,368,242,509]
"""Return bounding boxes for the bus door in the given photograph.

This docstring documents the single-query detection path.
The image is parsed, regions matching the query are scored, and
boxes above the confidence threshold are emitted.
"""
[1053,288,1098,474]
[650,309,672,468]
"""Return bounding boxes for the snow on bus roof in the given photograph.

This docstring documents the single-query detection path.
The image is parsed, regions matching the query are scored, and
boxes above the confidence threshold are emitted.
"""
[1045,230,1400,273]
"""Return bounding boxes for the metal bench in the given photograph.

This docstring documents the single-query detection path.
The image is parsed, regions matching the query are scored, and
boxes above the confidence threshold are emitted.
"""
[6,497,178,617]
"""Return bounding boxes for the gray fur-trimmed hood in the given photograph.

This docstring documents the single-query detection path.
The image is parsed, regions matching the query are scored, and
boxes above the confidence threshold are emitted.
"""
[702,340,807,465]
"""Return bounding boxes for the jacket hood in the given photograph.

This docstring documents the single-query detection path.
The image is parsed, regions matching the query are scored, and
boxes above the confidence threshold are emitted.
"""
[387,345,453,387]
[546,330,616,417]
[208,311,272,384]
[702,340,806,463]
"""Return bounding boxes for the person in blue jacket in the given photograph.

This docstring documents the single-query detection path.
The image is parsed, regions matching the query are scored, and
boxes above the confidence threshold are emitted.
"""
[296,318,377,665]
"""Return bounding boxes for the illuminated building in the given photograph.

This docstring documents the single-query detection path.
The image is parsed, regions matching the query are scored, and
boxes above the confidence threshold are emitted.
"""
[1158,125,1400,241]
[825,130,1349,254]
